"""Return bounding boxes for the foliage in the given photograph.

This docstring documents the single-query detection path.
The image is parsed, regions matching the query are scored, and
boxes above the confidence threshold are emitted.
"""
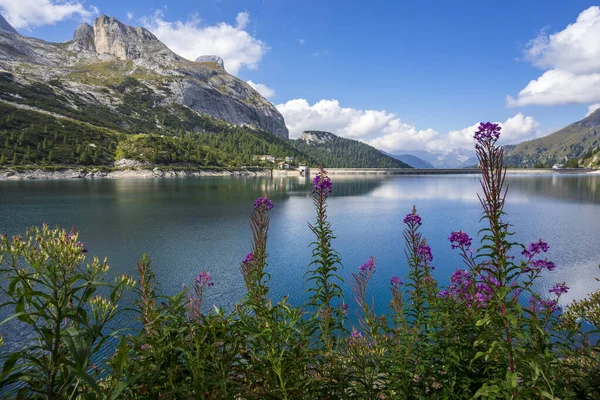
[1,122,599,398]
[291,131,411,168]
[0,226,135,399]
[0,102,314,169]
[0,103,118,166]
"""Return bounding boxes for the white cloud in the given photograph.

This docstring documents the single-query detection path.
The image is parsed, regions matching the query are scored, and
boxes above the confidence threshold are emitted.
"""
[142,11,268,75]
[126,12,133,21]
[246,80,274,99]
[440,114,541,149]
[0,0,97,30]
[235,11,249,29]
[299,39,305,45]
[277,98,541,152]
[586,103,600,117]
[509,6,600,106]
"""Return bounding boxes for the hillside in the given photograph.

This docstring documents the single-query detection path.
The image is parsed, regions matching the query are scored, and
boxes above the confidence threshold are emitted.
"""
[0,101,315,168]
[290,131,411,168]
[505,109,600,167]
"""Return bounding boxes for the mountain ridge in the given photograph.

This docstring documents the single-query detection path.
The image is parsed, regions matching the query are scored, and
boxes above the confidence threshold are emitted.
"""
[384,153,435,169]
[0,14,289,139]
[291,131,411,168]
[505,108,600,167]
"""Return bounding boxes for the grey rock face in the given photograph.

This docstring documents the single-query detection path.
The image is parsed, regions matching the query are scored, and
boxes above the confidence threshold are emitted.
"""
[71,23,95,52]
[299,131,335,145]
[195,55,224,69]
[0,14,18,34]
[93,15,176,62]
[0,15,289,140]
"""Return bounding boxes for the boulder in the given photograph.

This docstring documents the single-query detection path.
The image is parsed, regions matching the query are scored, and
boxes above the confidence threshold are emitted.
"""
[195,55,224,69]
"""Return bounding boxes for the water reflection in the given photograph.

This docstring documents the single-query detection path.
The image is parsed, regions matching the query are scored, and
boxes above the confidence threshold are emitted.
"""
[0,174,599,345]
[508,174,600,204]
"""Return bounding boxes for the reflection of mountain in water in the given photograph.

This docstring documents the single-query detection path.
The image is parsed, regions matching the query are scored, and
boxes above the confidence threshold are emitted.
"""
[507,175,600,205]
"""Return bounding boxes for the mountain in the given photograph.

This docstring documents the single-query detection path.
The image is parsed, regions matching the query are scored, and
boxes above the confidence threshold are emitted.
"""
[0,14,17,34]
[505,109,600,168]
[385,153,435,168]
[0,15,288,139]
[398,148,476,168]
[291,131,411,168]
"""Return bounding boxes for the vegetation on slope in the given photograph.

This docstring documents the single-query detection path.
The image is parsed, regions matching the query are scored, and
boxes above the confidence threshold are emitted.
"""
[505,108,600,167]
[291,130,411,168]
[0,101,315,168]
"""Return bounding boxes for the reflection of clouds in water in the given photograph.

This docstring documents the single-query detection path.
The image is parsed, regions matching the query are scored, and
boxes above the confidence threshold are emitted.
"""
[539,259,600,307]
[370,176,534,203]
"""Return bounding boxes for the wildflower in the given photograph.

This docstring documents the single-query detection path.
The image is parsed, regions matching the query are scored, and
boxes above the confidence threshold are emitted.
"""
[348,328,364,345]
[522,239,549,258]
[313,174,332,195]
[339,303,349,316]
[403,212,422,226]
[390,276,403,286]
[539,298,560,313]
[359,257,376,272]
[473,122,501,143]
[141,344,151,351]
[194,271,214,287]
[351,330,362,338]
[549,282,569,296]
[525,259,556,273]
[417,243,433,263]
[242,252,256,265]
[253,197,274,211]
[448,230,472,250]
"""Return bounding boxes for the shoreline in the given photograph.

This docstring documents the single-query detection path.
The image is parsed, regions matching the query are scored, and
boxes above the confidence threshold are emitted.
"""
[0,166,597,181]
[0,167,271,181]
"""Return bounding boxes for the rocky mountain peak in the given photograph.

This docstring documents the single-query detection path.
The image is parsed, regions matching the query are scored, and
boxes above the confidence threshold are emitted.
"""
[195,55,225,69]
[71,22,95,51]
[0,14,289,140]
[0,14,18,34]
[299,131,336,145]
[92,15,175,61]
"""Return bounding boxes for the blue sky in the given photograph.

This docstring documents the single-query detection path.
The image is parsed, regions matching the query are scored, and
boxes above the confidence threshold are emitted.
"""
[1,0,600,152]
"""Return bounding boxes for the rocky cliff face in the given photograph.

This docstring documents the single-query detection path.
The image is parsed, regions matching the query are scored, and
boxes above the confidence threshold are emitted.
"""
[299,131,336,145]
[0,14,17,34]
[0,14,288,139]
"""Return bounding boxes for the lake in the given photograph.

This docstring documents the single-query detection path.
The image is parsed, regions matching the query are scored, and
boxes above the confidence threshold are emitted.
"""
[1,173,599,347]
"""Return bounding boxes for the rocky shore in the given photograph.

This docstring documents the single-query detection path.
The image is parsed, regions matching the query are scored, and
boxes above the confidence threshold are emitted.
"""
[0,167,269,181]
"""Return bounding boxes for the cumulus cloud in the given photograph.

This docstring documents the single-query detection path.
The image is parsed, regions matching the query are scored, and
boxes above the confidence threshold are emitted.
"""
[142,11,268,75]
[440,114,541,149]
[509,6,600,106]
[586,103,600,117]
[246,80,274,99]
[277,98,541,152]
[0,0,98,30]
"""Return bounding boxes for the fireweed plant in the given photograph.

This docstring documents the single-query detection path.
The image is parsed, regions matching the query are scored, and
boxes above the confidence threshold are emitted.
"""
[0,123,598,398]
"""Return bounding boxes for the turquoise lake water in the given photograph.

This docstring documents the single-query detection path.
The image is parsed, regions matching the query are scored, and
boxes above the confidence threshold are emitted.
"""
[1,173,599,348]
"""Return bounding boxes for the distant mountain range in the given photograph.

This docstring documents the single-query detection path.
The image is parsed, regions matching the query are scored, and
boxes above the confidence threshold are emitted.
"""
[385,154,435,169]
[291,131,410,168]
[385,148,477,169]
[505,109,600,168]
